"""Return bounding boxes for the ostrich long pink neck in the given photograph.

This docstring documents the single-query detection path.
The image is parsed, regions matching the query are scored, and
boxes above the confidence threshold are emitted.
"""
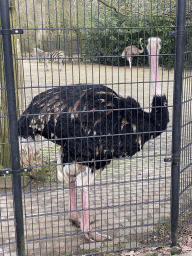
[148,38,162,96]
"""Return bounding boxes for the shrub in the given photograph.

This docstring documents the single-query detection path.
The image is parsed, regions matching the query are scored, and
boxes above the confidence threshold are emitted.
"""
[86,1,177,68]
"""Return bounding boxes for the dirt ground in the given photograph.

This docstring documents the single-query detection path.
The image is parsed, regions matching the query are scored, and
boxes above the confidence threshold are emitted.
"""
[120,223,192,256]
[1,60,192,255]
[19,60,174,110]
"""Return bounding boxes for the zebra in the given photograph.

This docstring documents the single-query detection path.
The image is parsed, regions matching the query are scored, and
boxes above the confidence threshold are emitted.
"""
[30,47,65,72]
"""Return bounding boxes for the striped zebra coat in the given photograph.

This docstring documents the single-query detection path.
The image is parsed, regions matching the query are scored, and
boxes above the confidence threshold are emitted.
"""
[30,47,65,72]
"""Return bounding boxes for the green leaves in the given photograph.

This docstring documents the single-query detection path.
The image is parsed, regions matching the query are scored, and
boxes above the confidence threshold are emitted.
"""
[86,0,177,68]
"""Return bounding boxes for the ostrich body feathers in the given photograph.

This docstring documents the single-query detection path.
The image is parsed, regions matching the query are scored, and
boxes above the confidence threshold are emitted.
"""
[18,84,169,172]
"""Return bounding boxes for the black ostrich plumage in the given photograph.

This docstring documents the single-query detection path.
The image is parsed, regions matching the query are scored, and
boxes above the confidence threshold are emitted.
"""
[18,83,169,171]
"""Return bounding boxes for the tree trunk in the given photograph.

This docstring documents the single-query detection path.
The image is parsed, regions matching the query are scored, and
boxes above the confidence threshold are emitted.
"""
[0,0,23,170]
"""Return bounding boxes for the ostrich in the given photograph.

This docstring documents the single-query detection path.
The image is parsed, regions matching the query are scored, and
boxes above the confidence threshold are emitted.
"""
[121,38,144,69]
[18,37,169,242]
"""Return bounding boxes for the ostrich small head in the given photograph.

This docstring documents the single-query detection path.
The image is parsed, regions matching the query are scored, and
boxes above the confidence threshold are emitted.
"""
[138,38,144,54]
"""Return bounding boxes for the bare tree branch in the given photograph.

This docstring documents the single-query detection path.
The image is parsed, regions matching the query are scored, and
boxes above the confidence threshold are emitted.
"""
[98,0,125,16]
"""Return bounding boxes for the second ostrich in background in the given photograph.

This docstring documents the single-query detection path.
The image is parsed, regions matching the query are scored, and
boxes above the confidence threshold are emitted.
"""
[121,38,144,68]
[18,37,169,242]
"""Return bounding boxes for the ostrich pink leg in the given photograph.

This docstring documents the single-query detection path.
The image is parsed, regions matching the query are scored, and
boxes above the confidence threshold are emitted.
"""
[81,185,111,242]
[68,180,81,228]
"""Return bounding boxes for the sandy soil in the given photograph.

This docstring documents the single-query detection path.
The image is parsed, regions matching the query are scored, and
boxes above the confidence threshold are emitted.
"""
[19,60,174,111]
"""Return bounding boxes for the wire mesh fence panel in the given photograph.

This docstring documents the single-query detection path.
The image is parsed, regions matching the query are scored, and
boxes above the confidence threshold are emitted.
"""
[0,0,191,255]
[179,0,192,235]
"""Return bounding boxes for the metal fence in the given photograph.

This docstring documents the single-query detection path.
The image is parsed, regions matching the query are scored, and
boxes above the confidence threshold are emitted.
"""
[21,37,87,59]
[0,0,192,255]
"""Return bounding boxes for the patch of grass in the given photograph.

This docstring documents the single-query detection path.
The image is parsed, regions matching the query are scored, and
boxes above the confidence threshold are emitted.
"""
[29,161,57,181]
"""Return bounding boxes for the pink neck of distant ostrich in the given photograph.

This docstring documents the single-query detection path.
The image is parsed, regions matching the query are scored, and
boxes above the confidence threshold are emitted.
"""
[150,43,161,96]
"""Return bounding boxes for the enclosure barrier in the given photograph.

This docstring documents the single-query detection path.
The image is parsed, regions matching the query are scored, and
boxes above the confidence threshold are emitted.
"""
[0,0,25,255]
[170,0,186,247]
[0,0,191,255]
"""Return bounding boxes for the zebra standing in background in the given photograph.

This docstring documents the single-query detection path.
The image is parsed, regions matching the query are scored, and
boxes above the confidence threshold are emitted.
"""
[30,47,65,72]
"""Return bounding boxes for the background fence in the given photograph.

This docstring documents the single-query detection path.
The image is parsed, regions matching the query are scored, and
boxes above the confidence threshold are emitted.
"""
[21,37,87,60]
[0,0,192,255]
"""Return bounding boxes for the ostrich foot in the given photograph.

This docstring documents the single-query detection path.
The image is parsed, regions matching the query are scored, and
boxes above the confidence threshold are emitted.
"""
[81,186,112,242]
[69,217,81,228]
[84,231,112,242]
